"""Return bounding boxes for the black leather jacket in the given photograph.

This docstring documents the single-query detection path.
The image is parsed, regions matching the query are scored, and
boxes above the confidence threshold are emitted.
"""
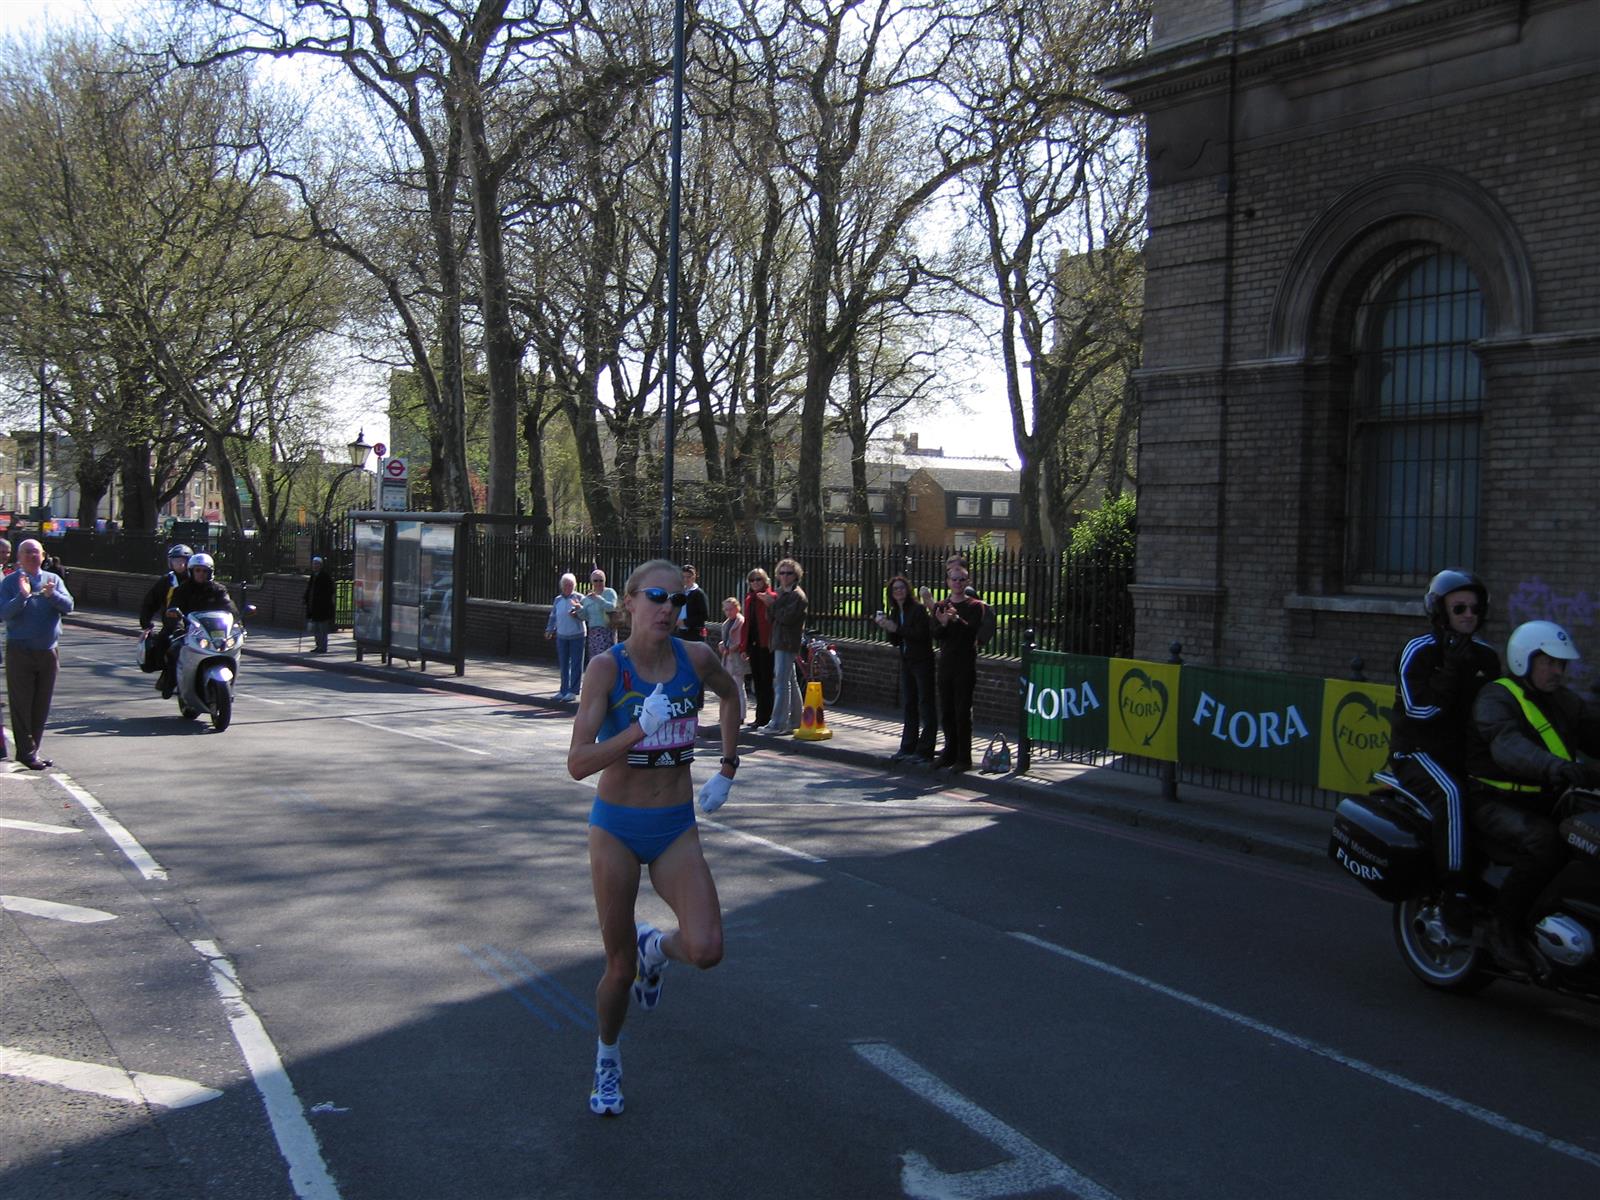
[1468,679,1600,793]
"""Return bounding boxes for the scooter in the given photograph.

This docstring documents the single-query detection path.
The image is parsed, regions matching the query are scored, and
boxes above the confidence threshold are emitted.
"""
[1330,775,1600,1002]
[171,601,249,732]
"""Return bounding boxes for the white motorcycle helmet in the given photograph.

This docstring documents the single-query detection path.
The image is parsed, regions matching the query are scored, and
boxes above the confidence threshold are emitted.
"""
[188,552,215,579]
[1505,620,1580,677]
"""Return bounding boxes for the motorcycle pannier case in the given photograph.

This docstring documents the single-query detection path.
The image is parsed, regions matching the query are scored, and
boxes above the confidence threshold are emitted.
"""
[1328,792,1431,901]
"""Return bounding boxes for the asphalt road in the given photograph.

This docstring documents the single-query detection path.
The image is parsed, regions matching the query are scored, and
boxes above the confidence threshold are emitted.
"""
[4,625,1600,1200]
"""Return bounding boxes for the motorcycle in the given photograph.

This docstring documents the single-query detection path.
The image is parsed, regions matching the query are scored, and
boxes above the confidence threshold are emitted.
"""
[1329,773,1600,1002]
[171,607,248,732]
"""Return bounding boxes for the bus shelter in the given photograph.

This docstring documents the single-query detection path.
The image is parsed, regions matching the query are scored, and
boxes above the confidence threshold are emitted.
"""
[350,512,466,675]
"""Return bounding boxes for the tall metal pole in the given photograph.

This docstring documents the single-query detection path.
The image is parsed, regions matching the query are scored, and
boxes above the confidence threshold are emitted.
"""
[657,0,687,555]
[37,361,46,520]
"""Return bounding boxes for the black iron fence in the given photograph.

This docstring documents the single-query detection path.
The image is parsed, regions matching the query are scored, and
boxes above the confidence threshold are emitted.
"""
[45,517,1134,659]
[461,523,1133,658]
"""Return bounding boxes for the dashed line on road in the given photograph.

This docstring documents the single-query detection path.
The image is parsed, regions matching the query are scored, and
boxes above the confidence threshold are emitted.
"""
[341,714,492,756]
[51,771,167,881]
[699,817,826,863]
[853,1040,1122,1200]
[0,816,79,835]
[1,895,116,923]
[0,1044,220,1109]
[192,939,342,1200]
[1010,930,1600,1173]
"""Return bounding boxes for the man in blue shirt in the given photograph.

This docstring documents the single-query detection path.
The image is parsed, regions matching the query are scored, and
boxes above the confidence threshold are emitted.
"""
[0,538,74,770]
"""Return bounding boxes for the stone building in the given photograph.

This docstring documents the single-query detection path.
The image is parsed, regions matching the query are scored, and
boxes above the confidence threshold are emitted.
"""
[1105,0,1599,680]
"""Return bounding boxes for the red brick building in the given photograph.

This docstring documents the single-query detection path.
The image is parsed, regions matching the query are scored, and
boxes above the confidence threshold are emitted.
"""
[1106,0,1599,678]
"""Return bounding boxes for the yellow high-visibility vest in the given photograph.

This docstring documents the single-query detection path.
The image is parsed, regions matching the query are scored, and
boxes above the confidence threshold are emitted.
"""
[1474,677,1572,793]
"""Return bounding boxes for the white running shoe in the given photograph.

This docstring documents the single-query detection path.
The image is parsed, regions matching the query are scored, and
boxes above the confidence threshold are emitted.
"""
[632,923,666,1011]
[589,1061,623,1116]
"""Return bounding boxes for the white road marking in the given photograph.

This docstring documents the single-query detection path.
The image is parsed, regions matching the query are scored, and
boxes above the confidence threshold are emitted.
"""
[51,772,167,881]
[192,939,342,1200]
[853,1041,1121,1200]
[1,895,116,923]
[238,692,286,705]
[1010,931,1600,1172]
[0,816,79,835]
[341,715,491,756]
[698,817,826,863]
[0,1044,220,1109]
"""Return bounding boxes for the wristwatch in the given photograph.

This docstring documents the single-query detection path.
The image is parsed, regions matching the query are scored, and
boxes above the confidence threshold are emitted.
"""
[720,755,740,770]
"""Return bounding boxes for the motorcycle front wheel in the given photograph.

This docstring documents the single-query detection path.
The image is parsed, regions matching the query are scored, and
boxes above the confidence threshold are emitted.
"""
[209,681,232,732]
[1392,896,1492,993]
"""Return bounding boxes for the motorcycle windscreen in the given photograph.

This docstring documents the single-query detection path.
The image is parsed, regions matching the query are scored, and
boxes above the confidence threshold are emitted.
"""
[191,613,234,637]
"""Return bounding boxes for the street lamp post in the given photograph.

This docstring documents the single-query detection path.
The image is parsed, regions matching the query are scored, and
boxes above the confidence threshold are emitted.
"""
[318,429,375,524]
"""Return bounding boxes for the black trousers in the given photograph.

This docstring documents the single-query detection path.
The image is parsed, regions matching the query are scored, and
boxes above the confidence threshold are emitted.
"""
[937,650,976,767]
[748,644,774,726]
[899,657,937,756]
[1469,792,1561,925]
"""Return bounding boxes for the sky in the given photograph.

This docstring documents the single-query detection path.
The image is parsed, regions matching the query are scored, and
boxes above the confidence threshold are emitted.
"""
[0,0,1022,469]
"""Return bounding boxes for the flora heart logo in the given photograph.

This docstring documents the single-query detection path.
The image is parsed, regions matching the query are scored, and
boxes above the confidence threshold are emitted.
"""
[1117,668,1169,748]
[1331,691,1391,785]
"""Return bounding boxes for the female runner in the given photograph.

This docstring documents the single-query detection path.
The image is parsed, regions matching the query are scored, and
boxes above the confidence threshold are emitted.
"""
[567,559,743,1116]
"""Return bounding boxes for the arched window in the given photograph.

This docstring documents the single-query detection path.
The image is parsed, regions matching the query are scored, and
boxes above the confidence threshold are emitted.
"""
[1347,250,1483,584]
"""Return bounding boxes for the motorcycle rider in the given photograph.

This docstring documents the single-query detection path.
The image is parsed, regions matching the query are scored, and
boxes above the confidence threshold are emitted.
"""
[156,553,238,699]
[1468,620,1600,972]
[1384,570,1500,899]
[138,544,192,677]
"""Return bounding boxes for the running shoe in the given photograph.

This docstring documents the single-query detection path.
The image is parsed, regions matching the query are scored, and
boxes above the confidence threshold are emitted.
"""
[632,922,666,1011]
[589,1061,623,1116]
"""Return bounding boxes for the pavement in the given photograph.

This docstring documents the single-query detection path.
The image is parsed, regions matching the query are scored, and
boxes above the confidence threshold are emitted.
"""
[67,606,1334,869]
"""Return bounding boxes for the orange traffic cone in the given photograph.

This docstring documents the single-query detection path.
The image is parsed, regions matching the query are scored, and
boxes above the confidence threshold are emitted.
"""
[794,680,833,740]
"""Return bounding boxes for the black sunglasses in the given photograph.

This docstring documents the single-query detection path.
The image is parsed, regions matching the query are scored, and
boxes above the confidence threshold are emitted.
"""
[1450,603,1481,615]
[637,587,688,606]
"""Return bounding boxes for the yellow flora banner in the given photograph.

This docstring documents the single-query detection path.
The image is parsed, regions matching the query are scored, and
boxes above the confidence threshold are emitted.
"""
[1317,679,1395,794]
[1107,658,1180,763]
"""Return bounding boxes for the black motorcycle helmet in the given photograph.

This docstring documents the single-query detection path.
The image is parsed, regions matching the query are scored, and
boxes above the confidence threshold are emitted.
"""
[167,543,193,563]
[1424,568,1489,631]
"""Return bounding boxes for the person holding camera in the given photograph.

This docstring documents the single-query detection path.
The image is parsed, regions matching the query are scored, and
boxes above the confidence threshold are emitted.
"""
[759,559,807,736]
[874,575,936,764]
[545,572,588,701]
[931,557,984,773]
[1385,569,1500,890]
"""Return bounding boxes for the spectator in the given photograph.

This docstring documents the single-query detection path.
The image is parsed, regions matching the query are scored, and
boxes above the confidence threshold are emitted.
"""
[875,574,936,764]
[719,596,749,724]
[759,558,807,736]
[674,563,709,641]
[0,538,74,770]
[304,556,336,654]
[581,568,619,664]
[743,567,776,729]
[0,538,12,575]
[545,572,587,701]
[932,556,984,773]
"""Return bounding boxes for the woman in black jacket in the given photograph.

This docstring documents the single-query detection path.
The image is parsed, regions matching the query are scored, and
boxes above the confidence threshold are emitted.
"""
[875,575,936,763]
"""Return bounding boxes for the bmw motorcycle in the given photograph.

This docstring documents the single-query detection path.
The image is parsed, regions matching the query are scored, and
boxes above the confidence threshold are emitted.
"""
[171,607,247,732]
[1330,774,1600,1001]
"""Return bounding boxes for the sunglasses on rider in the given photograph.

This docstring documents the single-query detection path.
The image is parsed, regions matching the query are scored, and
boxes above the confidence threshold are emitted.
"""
[1450,603,1481,615]
[636,587,688,606]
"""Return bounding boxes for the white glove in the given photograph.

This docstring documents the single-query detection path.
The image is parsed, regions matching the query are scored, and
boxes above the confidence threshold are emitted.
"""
[698,772,733,815]
[637,683,671,737]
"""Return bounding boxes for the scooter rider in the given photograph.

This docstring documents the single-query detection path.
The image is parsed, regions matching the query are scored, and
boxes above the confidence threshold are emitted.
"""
[1468,620,1600,971]
[156,553,238,698]
[138,544,191,674]
[1385,569,1500,890]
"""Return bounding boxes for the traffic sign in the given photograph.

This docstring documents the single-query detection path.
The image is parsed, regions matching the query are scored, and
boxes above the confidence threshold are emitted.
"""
[373,442,387,457]
[382,456,408,480]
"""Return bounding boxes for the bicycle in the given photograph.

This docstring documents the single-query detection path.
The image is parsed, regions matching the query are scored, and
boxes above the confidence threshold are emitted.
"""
[795,632,843,706]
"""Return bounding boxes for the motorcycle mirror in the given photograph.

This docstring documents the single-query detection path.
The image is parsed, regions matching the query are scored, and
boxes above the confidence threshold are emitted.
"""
[243,604,258,616]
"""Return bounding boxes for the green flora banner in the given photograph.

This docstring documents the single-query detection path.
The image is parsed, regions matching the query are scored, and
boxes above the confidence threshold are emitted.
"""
[1107,658,1179,763]
[1022,653,1109,750]
[1177,665,1322,785]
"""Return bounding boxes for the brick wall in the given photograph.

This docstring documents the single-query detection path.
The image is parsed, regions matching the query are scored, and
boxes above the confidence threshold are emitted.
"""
[1116,0,1600,679]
